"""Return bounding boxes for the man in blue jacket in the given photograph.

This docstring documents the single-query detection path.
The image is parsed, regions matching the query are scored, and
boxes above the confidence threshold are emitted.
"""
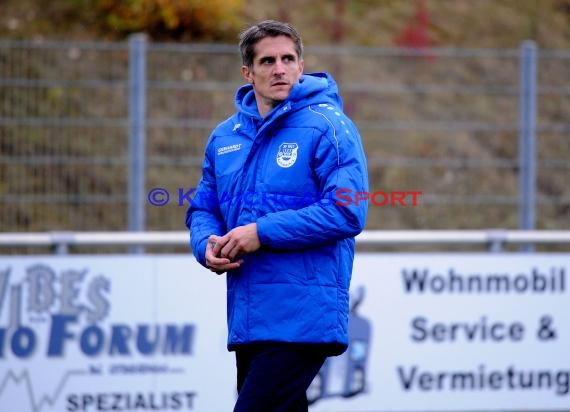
[186,20,368,411]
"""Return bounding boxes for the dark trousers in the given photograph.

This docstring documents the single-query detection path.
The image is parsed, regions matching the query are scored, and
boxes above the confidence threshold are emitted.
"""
[233,343,328,412]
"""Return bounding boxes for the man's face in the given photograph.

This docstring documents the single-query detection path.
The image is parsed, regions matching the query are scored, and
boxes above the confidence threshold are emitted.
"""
[241,35,304,116]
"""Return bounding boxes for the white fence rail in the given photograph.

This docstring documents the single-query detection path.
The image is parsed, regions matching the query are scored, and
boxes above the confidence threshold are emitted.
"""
[2,230,570,254]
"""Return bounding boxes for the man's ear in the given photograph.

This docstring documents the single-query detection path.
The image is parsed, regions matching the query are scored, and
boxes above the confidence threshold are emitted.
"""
[299,59,304,75]
[241,66,253,83]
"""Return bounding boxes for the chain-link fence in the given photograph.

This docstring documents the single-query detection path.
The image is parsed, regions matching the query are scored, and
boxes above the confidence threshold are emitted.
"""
[1,37,569,234]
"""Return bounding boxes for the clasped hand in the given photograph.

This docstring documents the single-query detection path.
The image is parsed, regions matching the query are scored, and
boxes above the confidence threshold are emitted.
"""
[205,223,261,275]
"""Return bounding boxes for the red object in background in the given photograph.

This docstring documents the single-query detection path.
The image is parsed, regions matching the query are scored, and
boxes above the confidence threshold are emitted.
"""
[394,0,430,49]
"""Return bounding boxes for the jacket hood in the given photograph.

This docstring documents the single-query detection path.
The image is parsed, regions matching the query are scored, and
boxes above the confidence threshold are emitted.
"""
[235,72,343,119]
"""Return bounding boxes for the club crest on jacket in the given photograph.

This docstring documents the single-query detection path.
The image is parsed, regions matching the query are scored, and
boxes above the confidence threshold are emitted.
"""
[276,142,298,168]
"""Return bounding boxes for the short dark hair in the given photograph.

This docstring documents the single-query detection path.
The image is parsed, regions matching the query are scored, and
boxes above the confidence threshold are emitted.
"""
[239,20,303,69]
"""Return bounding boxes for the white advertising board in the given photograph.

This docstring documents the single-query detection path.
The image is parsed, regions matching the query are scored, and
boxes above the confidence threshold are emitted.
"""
[312,253,570,411]
[0,253,569,411]
[0,255,235,412]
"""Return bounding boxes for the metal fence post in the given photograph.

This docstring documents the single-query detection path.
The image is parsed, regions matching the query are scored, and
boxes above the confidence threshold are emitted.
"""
[519,40,537,252]
[128,34,147,253]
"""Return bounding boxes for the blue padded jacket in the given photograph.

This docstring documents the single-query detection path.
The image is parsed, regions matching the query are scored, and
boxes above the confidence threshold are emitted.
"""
[186,72,368,354]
